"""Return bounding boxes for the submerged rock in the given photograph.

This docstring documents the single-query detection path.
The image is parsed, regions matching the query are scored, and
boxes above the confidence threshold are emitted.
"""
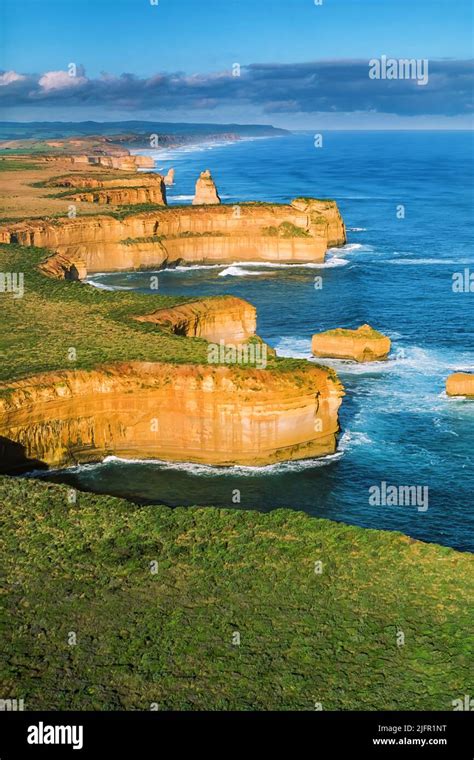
[312,324,391,362]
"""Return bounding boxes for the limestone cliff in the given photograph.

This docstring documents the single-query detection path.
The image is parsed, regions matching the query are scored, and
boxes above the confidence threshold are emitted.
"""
[46,174,165,190]
[0,362,344,472]
[164,168,175,186]
[69,184,167,206]
[69,154,154,171]
[291,197,347,247]
[193,170,221,205]
[446,373,474,397]
[0,198,346,277]
[135,296,256,343]
[312,325,391,362]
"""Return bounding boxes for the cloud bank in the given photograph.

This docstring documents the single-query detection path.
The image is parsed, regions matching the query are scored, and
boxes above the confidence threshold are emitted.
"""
[0,60,472,118]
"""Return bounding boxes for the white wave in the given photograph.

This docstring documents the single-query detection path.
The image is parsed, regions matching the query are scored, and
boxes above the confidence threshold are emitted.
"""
[218,266,267,277]
[84,279,133,291]
[164,259,348,273]
[275,340,474,380]
[311,255,349,268]
[168,194,231,202]
[328,243,374,254]
[338,430,373,451]
[387,258,474,266]
[129,135,268,163]
[170,263,226,271]
[348,227,367,232]
[97,453,342,475]
[273,337,312,360]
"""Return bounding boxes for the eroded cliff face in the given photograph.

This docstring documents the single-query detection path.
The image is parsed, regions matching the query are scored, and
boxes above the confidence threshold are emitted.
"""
[312,325,391,362]
[46,174,165,190]
[446,373,474,397]
[164,168,175,186]
[135,296,256,343]
[69,154,154,170]
[47,172,167,205]
[193,170,221,205]
[0,198,346,278]
[69,185,167,206]
[0,362,344,472]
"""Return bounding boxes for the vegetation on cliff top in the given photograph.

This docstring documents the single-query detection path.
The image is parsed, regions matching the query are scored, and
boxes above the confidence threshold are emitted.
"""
[262,222,311,238]
[0,243,335,383]
[319,326,387,339]
[0,159,42,172]
[1,475,472,711]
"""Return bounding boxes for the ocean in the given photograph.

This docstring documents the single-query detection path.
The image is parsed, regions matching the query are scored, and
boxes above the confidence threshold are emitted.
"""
[43,131,474,551]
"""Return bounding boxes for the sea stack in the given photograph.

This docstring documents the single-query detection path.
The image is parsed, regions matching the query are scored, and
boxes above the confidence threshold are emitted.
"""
[312,324,391,362]
[164,168,175,186]
[446,372,474,397]
[193,169,221,205]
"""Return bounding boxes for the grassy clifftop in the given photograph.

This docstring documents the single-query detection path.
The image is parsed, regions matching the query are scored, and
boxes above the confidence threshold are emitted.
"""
[0,243,333,383]
[1,475,472,711]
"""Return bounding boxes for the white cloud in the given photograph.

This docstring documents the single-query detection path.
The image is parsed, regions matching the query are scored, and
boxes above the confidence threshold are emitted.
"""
[38,70,87,92]
[0,70,27,86]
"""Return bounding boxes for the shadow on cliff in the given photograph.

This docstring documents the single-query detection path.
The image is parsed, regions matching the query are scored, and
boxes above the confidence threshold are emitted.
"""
[0,437,48,475]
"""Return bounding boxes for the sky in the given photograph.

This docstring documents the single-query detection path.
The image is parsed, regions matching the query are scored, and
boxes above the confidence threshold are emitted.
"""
[0,0,473,129]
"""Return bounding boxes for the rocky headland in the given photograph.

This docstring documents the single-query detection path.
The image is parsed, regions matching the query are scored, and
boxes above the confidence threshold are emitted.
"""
[0,197,346,279]
[135,295,256,343]
[0,361,343,472]
[0,148,347,473]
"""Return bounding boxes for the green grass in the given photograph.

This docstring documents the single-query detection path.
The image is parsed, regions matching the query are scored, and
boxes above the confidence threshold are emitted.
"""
[1,475,472,711]
[0,159,41,172]
[294,197,336,204]
[262,222,310,238]
[42,172,148,187]
[0,243,329,383]
[321,326,386,339]
[122,232,229,246]
[97,203,168,219]
[0,205,166,224]
[0,145,63,155]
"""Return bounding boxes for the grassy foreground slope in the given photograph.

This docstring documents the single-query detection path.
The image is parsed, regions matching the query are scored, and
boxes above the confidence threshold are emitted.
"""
[1,476,472,711]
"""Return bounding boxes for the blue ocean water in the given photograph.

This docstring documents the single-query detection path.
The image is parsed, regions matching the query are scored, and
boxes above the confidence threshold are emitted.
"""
[52,132,474,551]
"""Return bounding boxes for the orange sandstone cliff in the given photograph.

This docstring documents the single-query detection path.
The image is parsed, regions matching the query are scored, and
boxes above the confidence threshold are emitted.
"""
[48,171,167,206]
[446,373,474,397]
[193,169,221,205]
[312,325,391,363]
[69,185,167,206]
[0,362,344,472]
[0,197,346,278]
[164,168,175,186]
[135,296,256,343]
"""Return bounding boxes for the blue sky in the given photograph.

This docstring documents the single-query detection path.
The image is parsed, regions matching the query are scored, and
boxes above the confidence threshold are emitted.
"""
[0,0,472,128]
